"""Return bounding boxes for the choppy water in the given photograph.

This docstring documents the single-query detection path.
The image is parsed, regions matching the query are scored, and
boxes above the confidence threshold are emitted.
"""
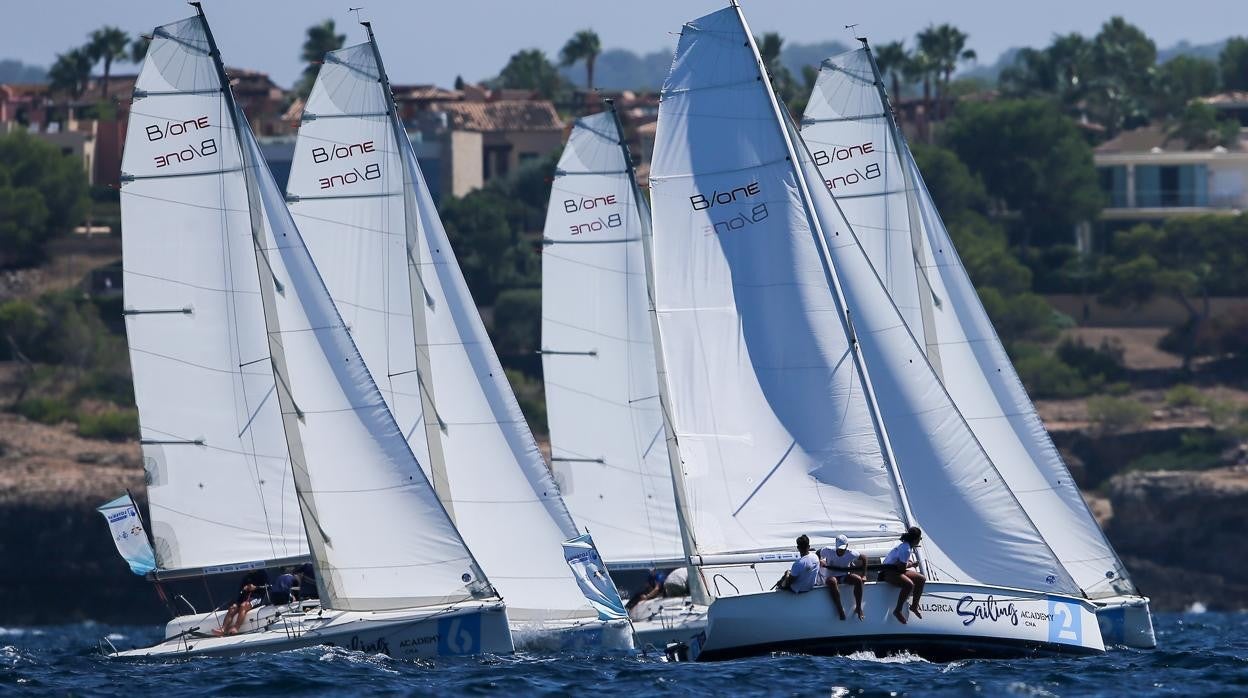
[1,613,1245,696]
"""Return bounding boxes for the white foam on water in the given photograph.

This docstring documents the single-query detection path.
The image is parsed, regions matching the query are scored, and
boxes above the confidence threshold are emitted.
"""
[106,633,127,641]
[842,650,929,664]
[315,646,399,674]
[1186,601,1208,614]
[1005,681,1058,696]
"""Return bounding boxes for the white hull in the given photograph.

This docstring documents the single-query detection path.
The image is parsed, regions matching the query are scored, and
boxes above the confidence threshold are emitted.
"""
[110,601,513,660]
[628,598,708,651]
[1094,595,1156,649]
[509,617,635,652]
[692,581,1104,661]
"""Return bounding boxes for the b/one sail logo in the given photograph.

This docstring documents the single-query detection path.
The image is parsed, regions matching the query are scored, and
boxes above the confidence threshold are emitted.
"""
[690,181,769,235]
[145,116,210,142]
[312,140,375,163]
[811,141,875,166]
[564,194,622,236]
[145,115,218,170]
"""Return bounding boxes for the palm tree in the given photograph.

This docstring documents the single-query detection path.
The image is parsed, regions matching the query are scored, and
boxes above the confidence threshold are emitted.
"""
[903,49,937,141]
[130,35,151,65]
[872,41,909,99]
[86,26,130,98]
[295,19,346,99]
[754,32,799,110]
[559,29,602,92]
[916,24,976,119]
[48,48,93,123]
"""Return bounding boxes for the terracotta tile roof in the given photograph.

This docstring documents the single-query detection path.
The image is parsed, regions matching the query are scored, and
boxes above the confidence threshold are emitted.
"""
[393,84,461,102]
[435,99,563,133]
[1094,123,1244,154]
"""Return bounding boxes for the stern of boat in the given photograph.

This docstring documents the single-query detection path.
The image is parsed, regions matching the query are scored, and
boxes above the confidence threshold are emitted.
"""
[1094,595,1156,649]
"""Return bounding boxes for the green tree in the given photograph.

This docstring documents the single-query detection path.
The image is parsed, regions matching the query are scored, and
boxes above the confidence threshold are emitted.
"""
[295,19,346,99]
[0,132,89,267]
[558,29,602,92]
[129,35,151,65]
[1219,37,1248,91]
[942,99,1102,249]
[1085,17,1156,135]
[754,32,799,112]
[1000,34,1092,109]
[873,41,909,99]
[1171,101,1239,149]
[1153,55,1220,119]
[495,49,570,102]
[1100,217,1248,369]
[48,47,92,121]
[491,288,542,356]
[916,24,976,118]
[86,26,129,99]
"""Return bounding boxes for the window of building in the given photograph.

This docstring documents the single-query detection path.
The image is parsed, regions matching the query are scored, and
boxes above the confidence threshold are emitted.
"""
[1135,164,1208,207]
[1098,165,1127,208]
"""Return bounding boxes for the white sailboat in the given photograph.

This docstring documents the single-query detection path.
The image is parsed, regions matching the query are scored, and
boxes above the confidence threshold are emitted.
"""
[647,3,1103,660]
[110,5,512,659]
[800,44,1154,649]
[285,24,632,652]
[540,102,708,649]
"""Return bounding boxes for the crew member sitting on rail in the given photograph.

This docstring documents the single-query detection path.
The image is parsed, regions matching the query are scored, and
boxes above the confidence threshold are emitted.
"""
[818,534,867,620]
[881,527,926,624]
[214,568,269,636]
[779,534,820,594]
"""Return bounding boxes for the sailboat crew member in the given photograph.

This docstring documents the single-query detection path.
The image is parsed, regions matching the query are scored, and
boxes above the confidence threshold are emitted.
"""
[779,535,821,593]
[819,534,867,620]
[881,527,926,624]
[214,568,269,636]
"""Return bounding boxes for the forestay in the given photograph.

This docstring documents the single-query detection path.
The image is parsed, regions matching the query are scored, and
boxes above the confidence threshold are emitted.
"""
[121,16,306,573]
[287,36,602,621]
[541,111,684,567]
[802,47,1134,598]
[649,7,909,560]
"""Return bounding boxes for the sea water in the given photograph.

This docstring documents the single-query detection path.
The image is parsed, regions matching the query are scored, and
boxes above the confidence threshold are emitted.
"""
[1,613,1244,695]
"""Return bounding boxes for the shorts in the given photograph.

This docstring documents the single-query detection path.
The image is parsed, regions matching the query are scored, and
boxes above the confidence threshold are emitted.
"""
[663,578,689,597]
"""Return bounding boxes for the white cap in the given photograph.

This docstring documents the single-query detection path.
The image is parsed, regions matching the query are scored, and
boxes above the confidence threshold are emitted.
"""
[835,534,849,549]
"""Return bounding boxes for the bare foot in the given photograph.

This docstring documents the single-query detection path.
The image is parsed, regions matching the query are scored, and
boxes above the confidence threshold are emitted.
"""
[893,609,907,624]
[910,605,923,619]
[855,608,865,621]
[837,608,847,621]
[211,628,225,637]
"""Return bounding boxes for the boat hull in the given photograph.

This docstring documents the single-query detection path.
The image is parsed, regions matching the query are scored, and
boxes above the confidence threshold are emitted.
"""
[692,581,1104,662]
[509,617,635,652]
[628,598,708,652]
[1094,595,1156,649]
[110,601,513,660]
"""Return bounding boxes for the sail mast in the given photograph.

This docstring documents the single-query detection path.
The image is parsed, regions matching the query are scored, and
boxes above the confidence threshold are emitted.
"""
[605,99,709,605]
[360,20,457,521]
[191,1,334,601]
[728,1,924,554]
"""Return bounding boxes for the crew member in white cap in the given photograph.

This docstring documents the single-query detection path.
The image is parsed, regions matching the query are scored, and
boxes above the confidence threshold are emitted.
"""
[818,534,867,620]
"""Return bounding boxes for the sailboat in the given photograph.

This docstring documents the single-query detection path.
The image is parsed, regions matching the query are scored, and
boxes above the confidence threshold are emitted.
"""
[800,44,1154,649]
[540,102,708,649]
[108,4,512,659]
[646,2,1103,660]
[285,23,632,652]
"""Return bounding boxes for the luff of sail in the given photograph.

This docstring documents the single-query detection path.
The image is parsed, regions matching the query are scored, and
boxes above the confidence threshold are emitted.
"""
[121,15,307,573]
[541,110,684,568]
[175,9,494,612]
[286,32,604,622]
[802,47,1135,598]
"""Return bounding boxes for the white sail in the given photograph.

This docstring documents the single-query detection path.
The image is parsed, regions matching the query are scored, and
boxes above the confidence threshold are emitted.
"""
[651,5,1078,596]
[126,13,492,611]
[649,7,909,560]
[802,47,1134,598]
[540,111,684,567]
[121,16,306,572]
[287,38,600,621]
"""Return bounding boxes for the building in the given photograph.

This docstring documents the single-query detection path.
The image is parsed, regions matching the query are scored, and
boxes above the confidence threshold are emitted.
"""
[1093,124,1248,230]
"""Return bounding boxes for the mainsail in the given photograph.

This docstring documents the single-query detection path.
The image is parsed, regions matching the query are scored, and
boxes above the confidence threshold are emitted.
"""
[121,15,306,574]
[286,28,604,621]
[125,9,493,612]
[540,109,684,567]
[802,46,1135,598]
[650,4,1079,596]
